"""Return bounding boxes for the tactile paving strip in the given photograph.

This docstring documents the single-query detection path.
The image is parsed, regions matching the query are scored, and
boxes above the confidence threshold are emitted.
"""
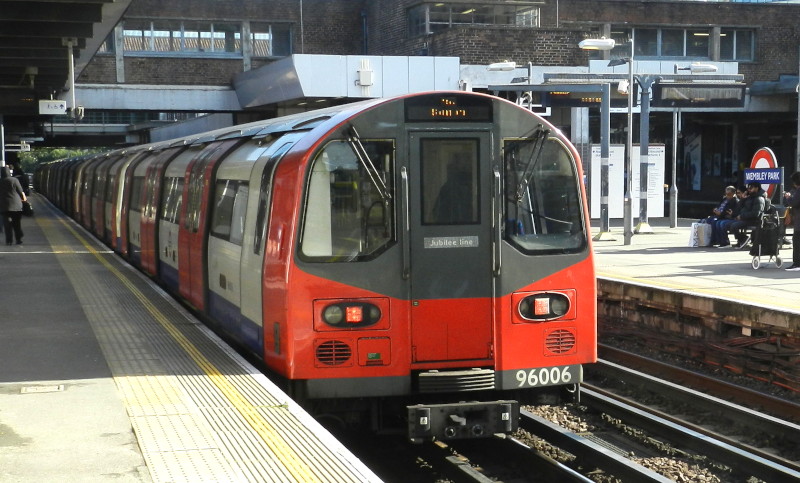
[40,214,377,482]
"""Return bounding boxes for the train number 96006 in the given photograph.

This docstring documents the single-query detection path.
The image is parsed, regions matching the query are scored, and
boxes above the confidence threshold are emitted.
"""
[513,365,580,388]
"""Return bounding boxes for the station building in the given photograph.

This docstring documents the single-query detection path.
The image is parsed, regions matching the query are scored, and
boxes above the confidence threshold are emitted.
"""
[26,0,800,216]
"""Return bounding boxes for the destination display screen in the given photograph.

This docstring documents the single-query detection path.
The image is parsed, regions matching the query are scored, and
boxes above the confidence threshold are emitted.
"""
[405,94,493,122]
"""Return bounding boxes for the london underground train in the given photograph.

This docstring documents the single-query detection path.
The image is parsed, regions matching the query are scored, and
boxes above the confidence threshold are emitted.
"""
[36,91,596,442]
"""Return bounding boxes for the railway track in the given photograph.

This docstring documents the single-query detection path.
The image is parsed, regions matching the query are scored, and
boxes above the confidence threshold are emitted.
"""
[344,347,800,482]
[597,343,799,423]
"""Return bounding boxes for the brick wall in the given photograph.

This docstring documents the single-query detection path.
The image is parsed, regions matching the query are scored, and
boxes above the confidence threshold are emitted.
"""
[431,27,593,66]
[364,0,597,66]
[78,0,800,87]
[558,0,800,84]
[79,56,117,84]
[80,0,365,85]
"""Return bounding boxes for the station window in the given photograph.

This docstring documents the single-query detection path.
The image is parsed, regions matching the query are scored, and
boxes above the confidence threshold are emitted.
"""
[720,28,754,61]
[251,23,292,58]
[97,31,115,54]
[614,27,713,59]
[408,3,540,37]
[122,19,242,56]
[300,140,395,262]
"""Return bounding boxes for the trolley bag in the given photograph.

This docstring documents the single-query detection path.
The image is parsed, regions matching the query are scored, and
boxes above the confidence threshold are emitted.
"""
[22,200,33,217]
[688,222,711,247]
[749,215,780,257]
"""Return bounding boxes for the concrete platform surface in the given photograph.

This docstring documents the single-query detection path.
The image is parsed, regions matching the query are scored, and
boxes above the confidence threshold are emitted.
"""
[591,218,800,315]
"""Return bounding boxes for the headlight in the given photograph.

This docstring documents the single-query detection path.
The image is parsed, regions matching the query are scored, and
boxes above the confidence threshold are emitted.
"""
[322,305,344,325]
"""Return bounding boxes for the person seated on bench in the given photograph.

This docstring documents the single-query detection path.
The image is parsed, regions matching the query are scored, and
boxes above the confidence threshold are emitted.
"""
[701,185,737,225]
[712,186,746,247]
[725,181,766,249]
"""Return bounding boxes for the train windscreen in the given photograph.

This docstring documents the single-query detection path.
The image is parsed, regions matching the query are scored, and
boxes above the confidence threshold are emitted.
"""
[300,140,396,262]
[503,133,586,254]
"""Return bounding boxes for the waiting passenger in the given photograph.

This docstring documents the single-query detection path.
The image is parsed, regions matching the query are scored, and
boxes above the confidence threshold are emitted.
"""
[712,186,746,247]
[725,181,766,249]
[701,186,737,224]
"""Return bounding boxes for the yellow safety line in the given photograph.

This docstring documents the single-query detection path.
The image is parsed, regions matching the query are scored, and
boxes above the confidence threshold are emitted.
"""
[48,215,321,483]
[598,271,800,312]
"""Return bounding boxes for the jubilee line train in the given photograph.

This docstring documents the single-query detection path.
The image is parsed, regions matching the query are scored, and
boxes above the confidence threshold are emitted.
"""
[35,91,596,442]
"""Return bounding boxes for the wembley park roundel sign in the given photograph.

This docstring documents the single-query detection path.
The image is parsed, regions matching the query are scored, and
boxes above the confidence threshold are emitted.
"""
[749,147,779,198]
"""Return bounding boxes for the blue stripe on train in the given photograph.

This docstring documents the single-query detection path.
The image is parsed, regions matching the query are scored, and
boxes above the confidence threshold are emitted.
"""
[208,290,264,357]
[159,262,179,293]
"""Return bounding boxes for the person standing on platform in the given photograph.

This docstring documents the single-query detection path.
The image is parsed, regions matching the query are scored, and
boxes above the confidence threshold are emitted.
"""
[10,161,30,196]
[783,172,800,271]
[0,166,27,245]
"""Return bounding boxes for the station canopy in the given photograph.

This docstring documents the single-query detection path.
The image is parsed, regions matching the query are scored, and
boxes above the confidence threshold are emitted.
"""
[0,0,131,140]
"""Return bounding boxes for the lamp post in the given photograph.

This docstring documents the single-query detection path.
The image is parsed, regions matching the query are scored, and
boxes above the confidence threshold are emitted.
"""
[634,74,659,235]
[606,39,636,245]
[579,37,616,241]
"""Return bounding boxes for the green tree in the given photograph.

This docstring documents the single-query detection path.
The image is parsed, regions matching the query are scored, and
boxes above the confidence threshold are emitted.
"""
[17,147,104,173]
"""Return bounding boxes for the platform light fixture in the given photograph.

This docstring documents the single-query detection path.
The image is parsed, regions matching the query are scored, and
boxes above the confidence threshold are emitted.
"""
[578,37,616,51]
[674,63,719,74]
[487,61,517,72]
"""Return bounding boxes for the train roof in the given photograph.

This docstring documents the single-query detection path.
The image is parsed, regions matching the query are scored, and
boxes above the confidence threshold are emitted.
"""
[46,91,549,165]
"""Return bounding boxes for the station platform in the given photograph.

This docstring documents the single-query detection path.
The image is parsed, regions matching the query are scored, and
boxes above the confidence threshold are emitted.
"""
[0,195,381,482]
[592,218,800,315]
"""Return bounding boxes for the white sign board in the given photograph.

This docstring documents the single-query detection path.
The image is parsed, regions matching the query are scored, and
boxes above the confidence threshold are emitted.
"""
[38,99,67,115]
[5,143,31,152]
[590,144,625,218]
[631,144,665,218]
[591,144,665,219]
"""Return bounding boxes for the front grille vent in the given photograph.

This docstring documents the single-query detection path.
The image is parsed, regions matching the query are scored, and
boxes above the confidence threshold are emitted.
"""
[545,328,577,354]
[418,368,495,393]
[316,340,352,366]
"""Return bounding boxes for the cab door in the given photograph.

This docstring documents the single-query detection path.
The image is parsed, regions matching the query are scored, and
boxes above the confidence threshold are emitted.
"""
[408,131,495,363]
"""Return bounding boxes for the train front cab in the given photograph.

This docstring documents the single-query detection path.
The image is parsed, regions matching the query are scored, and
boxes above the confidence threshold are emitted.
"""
[287,93,596,442]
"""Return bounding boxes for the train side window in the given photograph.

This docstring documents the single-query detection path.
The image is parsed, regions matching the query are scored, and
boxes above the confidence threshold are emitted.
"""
[106,174,116,202]
[503,137,586,254]
[253,142,292,255]
[160,176,184,224]
[210,179,249,246]
[230,185,248,245]
[143,170,159,219]
[299,139,395,262]
[129,176,144,213]
[93,169,105,199]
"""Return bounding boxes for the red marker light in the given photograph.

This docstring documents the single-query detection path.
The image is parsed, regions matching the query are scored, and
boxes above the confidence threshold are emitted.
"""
[534,298,550,316]
[346,306,363,323]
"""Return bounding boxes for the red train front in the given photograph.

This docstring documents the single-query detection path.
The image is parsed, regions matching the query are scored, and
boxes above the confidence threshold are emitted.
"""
[36,91,596,442]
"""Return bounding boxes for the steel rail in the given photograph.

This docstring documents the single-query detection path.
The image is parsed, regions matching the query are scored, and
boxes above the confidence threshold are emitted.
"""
[520,409,674,482]
[587,357,800,449]
[581,387,800,482]
[598,344,799,423]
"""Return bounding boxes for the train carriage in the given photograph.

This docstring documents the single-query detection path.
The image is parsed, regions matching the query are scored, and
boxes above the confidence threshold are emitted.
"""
[37,91,596,442]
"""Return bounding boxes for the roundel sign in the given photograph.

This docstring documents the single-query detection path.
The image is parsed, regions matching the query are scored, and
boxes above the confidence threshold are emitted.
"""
[750,147,778,198]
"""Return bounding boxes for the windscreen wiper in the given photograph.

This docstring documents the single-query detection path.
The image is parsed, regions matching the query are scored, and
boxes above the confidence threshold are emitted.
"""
[346,125,391,201]
[514,126,550,203]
